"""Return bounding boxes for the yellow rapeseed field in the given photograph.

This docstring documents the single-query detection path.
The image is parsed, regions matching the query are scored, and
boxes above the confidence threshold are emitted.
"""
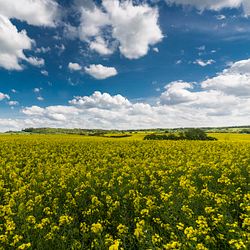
[0,135,249,249]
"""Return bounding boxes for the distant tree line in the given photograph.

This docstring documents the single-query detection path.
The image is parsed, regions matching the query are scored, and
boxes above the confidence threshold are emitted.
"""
[144,128,217,141]
[21,128,115,135]
[240,129,250,134]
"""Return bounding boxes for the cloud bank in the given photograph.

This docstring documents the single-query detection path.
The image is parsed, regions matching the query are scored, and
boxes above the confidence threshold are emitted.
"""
[1,58,250,131]
[165,0,250,15]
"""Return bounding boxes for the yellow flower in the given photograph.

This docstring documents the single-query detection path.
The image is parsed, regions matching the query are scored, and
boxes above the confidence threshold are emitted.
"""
[134,220,145,239]
[163,241,181,249]
[109,239,120,250]
[184,226,197,241]
[18,243,31,250]
[204,206,215,214]
[11,235,23,246]
[0,234,8,243]
[140,208,149,216]
[229,239,246,249]
[80,222,88,233]
[91,222,103,234]
[59,215,73,226]
[152,233,162,245]
[117,224,128,235]
[176,222,184,230]
[26,215,36,224]
[196,243,208,250]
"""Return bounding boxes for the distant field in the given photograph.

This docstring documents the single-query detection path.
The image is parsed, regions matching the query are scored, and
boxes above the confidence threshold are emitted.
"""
[209,133,250,142]
[0,135,249,249]
[2,132,250,142]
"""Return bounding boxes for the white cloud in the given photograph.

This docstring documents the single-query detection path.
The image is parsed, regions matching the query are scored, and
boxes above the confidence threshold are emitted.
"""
[78,0,163,59]
[194,59,215,67]
[160,81,197,105]
[63,23,79,40]
[165,0,250,15]
[33,87,42,93]
[224,58,250,74]
[0,92,10,101]
[8,101,19,106]
[89,36,114,55]
[201,58,250,96]
[69,91,130,109]
[0,119,22,132]
[37,96,44,101]
[68,62,82,71]
[0,0,58,71]
[1,58,250,131]
[13,85,248,130]
[153,47,159,53]
[0,0,59,27]
[41,70,48,76]
[35,46,51,53]
[55,44,65,54]
[102,0,163,59]
[202,74,250,96]
[22,105,79,122]
[0,15,34,70]
[79,5,110,41]
[84,64,117,79]
[22,105,44,115]
[216,14,226,20]
[25,56,45,67]
[0,0,59,70]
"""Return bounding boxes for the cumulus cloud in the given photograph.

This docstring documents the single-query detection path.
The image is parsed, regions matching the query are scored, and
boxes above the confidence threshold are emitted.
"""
[89,36,115,55]
[22,105,79,122]
[153,47,159,53]
[224,58,250,74]
[0,0,59,26]
[201,58,250,96]
[194,59,215,67]
[25,56,45,67]
[84,64,118,79]
[33,87,42,93]
[77,0,163,59]
[13,85,249,131]
[160,81,197,105]
[0,92,10,101]
[37,96,44,101]
[8,101,19,106]
[69,91,130,109]
[0,0,59,71]
[165,0,250,15]
[79,4,110,41]
[68,62,82,71]
[1,58,250,131]
[160,81,238,113]
[0,15,34,70]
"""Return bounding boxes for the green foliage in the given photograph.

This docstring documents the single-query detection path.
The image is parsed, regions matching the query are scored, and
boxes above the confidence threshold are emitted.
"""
[183,128,217,141]
[240,129,250,134]
[144,128,217,141]
[144,133,179,140]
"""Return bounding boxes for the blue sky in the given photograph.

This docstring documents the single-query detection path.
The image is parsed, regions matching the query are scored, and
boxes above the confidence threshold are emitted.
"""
[0,0,250,131]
